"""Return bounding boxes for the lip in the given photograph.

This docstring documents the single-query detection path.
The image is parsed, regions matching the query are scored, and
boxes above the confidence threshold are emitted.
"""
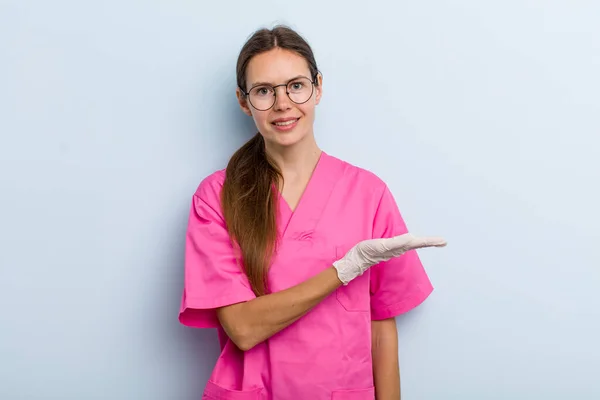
[271,117,300,123]
[271,117,300,132]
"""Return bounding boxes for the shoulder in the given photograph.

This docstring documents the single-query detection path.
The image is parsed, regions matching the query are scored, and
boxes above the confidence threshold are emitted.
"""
[325,152,389,197]
[192,168,226,203]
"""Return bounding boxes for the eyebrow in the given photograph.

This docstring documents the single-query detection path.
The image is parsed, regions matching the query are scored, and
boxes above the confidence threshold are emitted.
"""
[249,75,308,88]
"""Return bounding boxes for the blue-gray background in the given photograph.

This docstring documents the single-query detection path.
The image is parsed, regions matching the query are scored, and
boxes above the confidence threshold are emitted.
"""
[1,1,598,399]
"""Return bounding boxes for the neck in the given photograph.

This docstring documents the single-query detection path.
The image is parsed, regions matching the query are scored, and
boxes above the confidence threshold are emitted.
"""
[264,135,322,181]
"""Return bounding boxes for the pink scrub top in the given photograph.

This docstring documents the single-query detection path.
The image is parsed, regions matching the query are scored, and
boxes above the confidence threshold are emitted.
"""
[179,151,433,400]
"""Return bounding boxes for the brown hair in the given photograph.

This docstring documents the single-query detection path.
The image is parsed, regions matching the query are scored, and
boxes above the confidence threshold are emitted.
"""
[221,25,320,296]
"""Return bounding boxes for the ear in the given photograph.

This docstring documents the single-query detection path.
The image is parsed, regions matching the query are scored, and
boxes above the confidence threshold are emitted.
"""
[236,87,253,116]
[314,73,323,105]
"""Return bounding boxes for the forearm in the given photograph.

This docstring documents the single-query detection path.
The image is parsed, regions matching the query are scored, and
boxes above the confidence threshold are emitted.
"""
[217,266,342,351]
[372,318,401,400]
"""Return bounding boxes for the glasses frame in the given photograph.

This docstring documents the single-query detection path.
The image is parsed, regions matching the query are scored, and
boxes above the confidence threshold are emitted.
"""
[240,74,319,111]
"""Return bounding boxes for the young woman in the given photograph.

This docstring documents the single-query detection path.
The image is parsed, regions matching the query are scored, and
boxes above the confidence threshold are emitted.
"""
[179,25,447,400]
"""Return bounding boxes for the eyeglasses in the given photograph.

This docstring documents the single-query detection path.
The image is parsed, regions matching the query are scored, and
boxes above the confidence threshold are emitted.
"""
[240,76,316,111]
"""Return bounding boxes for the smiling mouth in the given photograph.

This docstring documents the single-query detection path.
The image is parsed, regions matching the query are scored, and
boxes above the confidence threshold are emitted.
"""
[272,118,300,126]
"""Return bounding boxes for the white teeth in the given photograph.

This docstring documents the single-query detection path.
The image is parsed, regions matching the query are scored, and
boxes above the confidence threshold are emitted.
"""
[274,119,297,126]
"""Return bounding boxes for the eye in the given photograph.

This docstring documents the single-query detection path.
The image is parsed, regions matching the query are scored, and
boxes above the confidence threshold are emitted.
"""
[290,81,304,90]
[251,86,273,97]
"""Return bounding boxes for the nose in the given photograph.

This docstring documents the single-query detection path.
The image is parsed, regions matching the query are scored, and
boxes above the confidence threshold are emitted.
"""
[273,85,292,111]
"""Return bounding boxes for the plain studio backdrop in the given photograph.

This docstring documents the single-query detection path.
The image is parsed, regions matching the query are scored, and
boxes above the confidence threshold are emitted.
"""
[1,1,598,399]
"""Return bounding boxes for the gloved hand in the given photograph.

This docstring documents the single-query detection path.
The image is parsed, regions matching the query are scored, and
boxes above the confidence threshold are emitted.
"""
[332,233,447,285]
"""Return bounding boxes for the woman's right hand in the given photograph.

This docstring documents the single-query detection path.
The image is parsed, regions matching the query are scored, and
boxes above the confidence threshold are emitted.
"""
[332,233,447,285]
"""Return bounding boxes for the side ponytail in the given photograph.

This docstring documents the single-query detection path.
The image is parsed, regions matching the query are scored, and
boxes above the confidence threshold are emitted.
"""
[222,25,319,296]
[221,133,281,296]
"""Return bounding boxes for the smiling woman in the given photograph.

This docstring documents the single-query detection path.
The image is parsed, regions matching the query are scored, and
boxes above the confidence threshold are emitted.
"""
[178,25,446,400]
[236,46,322,149]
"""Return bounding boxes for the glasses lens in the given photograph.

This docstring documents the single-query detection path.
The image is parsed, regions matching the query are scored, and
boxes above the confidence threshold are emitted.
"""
[247,77,314,110]
[287,77,313,104]
[249,86,275,110]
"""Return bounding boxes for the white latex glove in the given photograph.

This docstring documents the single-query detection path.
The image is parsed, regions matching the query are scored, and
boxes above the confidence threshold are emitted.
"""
[332,233,447,285]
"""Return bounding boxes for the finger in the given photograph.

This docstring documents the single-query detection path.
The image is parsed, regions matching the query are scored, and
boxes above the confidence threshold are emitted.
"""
[409,236,447,249]
[387,234,447,250]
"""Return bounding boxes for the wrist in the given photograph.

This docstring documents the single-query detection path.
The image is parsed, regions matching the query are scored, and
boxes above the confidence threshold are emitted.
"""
[332,259,359,285]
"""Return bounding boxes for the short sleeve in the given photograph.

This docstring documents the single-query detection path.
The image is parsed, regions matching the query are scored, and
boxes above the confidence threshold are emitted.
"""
[369,185,434,320]
[178,188,256,328]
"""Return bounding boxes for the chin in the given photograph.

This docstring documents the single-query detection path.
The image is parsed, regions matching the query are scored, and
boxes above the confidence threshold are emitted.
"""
[276,132,307,147]
[264,128,306,147]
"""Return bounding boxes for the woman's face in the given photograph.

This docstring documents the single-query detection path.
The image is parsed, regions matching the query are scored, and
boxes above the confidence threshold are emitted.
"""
[237,48,323,148]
